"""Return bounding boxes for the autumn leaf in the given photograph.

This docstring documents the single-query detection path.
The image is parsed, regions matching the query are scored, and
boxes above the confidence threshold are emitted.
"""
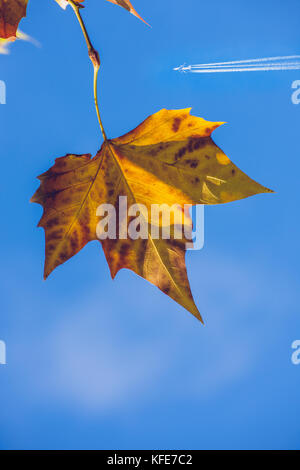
[0,0,28,39]
[56,0,147,26]
[31,109,272,321]
[106,0,149,25]
[0,0,147,42]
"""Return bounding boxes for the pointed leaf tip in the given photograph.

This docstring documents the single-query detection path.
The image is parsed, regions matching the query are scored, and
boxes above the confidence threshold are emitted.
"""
[106,0,150,26]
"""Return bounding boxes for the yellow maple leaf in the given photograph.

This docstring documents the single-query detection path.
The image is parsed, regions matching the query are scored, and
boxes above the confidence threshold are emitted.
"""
[31,109,273,321]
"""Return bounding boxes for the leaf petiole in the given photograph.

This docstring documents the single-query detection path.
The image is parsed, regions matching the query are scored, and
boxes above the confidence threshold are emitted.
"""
[68,0,107,141]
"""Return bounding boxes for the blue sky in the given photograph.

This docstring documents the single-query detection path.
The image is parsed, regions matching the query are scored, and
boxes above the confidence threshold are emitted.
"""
[0,0,299,450]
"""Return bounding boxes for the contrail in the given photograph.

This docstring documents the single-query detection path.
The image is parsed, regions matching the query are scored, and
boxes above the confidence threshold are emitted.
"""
[174,55,300,73]
[186,55,300,67]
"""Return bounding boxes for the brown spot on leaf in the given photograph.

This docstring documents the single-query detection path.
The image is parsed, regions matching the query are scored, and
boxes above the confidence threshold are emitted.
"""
[137,240,147,267]
[187,140,194,153]
[172,117,181,133]
[46,217,59,229]
[162,283,171,295]
[194,139,206,150]
[186,159,199,168]
[48,229,63,241]
[59,252,68,262]
[120,242,130,261]
[70,231,79,251]
[175,146,187,160]
[81,224,91,244]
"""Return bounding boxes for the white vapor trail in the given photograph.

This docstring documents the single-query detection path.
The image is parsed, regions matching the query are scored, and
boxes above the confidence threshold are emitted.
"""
[174,55,300,73]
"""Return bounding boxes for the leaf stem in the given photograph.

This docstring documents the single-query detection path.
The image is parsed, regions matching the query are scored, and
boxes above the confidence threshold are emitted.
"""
[68,0,107,141]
